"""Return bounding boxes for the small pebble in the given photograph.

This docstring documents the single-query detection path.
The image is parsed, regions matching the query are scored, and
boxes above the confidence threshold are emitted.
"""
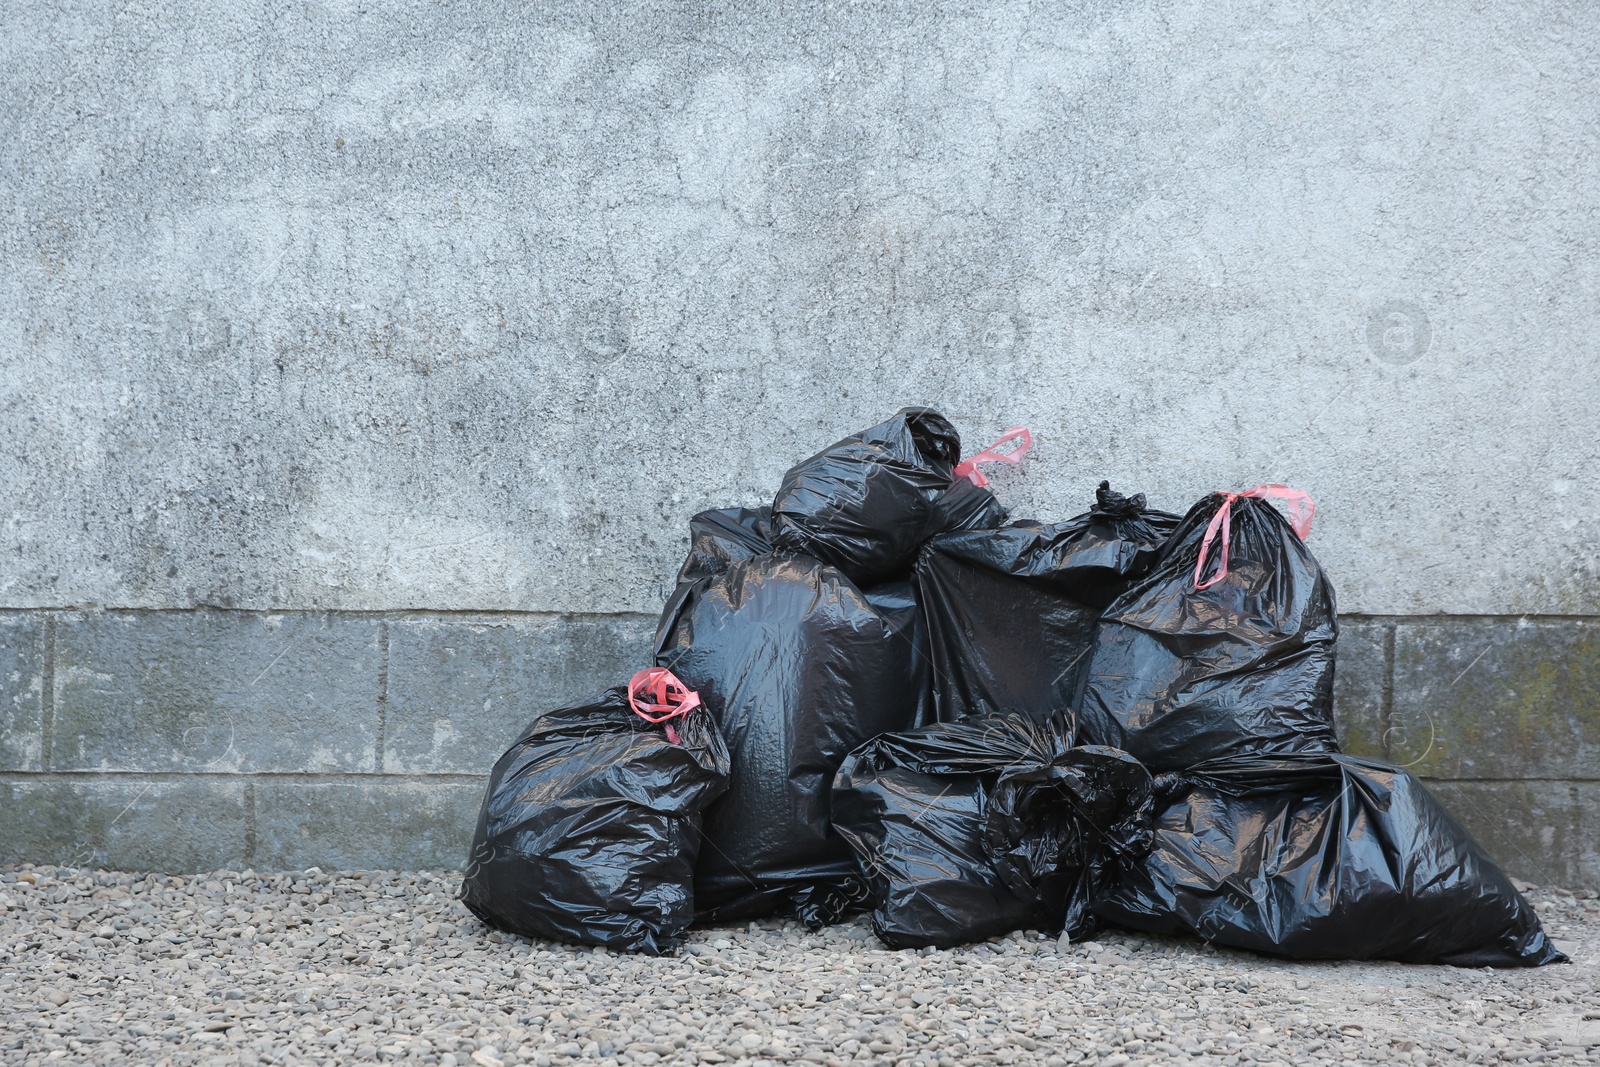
[0,865,1590,1066]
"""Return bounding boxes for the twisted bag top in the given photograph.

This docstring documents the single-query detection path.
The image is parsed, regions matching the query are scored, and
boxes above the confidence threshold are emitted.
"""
[1076,485,1339,770]
[771,409,1028,583]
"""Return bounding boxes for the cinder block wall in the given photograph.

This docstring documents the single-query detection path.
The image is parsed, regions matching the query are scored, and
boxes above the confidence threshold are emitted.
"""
[3,611,1596,886]
[0,612,653,872]
[3,1,1597,882]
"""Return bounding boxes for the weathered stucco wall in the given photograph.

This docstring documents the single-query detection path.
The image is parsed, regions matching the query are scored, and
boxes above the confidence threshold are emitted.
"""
[2,1,1597,880]
[4,0,1597,615]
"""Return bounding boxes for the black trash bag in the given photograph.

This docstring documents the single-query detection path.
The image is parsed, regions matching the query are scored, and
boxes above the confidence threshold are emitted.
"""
[832,713,1156,949]
[1096,753,1566,966]
[673,506,778,588]
[655,543,926,928]
[459,681,730,956]
[1076,486,1340,770]
[668,504,936,726]
[771,408,1007,584]
[929,471,1012,537]
[916,482,1179,725]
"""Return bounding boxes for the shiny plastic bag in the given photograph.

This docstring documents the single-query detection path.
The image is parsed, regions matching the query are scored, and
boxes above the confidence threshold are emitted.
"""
[832,714,1155,949]
[1076,486,1340,770]
[672,506,777,588]
[916,483,1179,725]
[459,676,730,955]
[771,409,1012,584]
[1096,753,1565,966]
[656,535,926,927]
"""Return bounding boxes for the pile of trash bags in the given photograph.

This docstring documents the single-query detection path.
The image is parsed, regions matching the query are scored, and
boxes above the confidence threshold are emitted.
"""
[462,408,1563,966]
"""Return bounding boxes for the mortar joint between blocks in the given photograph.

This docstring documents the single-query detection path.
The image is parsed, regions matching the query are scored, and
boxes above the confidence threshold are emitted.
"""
[376,618,390,775]
[40,614,57,772]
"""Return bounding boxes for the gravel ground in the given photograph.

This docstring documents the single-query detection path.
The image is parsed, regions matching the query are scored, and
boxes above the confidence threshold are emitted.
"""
[4,866,1598,1067]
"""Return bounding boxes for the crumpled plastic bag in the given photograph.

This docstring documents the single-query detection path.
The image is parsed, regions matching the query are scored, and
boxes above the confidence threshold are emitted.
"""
[917,482,1179,725]
[771,408,1007,584]
[1076,486,1340,770]
[1096,753,1565,967]
[832,713,1155,948]
[656,509,928,927]
[460,684,730,955]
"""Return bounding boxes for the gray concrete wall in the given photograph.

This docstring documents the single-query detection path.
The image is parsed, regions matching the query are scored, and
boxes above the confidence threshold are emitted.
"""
[2,2,1597,881]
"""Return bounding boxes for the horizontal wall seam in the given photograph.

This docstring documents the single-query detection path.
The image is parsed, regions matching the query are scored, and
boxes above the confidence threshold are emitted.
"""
[4,770,1598,784]
[1,608,1598,623]
[1416,776,1600,785]
[0,607,660,621]
[0,771,489,784]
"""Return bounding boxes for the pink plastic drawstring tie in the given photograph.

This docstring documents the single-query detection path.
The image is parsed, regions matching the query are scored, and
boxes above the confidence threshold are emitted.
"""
[627,668,702,745]
[1192,484,1315,590]
[953,428,1033,488]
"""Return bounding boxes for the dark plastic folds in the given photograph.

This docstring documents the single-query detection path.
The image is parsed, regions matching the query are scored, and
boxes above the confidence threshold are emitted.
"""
[655,508,927,927]
[832,714,1155,949]
[771,408,1005,584]
[916,483,1179,725]
[1076,492,1339,770]
[460,689,730,955]
[673,506,778,588]
[1096,754,1565,966]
